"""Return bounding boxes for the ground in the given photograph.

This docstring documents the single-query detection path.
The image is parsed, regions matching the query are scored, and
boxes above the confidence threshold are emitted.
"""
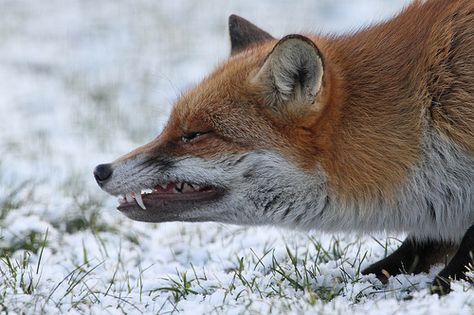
[1,0,473,314]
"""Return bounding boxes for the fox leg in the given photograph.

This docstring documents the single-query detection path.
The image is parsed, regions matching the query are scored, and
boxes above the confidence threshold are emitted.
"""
[431,225,474,295]
[362,236,456,284]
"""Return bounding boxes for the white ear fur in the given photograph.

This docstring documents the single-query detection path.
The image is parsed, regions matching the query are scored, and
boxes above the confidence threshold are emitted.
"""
[253,35,324,113]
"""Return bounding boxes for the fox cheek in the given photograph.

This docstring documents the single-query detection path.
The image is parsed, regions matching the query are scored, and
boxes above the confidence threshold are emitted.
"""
[146,155,176,173]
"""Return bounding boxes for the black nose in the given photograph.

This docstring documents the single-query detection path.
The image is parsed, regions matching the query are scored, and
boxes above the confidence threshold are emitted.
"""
[94,163,113,185]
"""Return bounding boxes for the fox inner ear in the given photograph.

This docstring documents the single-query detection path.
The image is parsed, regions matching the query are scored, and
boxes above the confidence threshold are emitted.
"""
[228,14,274,56]
[252,35,324,114]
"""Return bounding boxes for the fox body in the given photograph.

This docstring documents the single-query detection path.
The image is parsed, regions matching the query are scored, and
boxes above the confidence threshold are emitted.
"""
[95,0,474,293]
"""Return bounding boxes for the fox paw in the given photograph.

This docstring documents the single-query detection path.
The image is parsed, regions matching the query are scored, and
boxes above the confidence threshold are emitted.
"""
[430,276,452,296]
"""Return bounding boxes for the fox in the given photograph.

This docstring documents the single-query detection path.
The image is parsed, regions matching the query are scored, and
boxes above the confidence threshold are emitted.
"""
[94,0,474,295]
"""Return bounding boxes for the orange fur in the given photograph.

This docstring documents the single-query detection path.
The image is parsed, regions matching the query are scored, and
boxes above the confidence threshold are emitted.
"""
[125,0,474,205]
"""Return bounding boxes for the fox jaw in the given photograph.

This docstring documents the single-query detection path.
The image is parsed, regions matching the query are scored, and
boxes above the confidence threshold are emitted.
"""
[94,17,335,228]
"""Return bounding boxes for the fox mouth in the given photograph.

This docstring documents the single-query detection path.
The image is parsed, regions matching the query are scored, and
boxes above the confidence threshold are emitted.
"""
[117,182,218,209]
[116,182,223,221]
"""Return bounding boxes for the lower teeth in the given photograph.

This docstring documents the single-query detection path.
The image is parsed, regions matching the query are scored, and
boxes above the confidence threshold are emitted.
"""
[119,183,209,208]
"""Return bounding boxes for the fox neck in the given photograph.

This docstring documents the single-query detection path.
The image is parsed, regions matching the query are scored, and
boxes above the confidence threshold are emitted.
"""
[268,130,473,243]
[306,12,445,205]
[282,4,474,241]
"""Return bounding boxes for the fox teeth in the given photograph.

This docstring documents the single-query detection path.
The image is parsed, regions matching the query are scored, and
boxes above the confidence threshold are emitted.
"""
[118,195,126,204]
[134,192,146,210]
[126,193,134,203]
[182,183,194,193]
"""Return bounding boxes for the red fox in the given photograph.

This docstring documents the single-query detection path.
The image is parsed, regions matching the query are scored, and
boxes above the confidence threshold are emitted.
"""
[94,0,474,295]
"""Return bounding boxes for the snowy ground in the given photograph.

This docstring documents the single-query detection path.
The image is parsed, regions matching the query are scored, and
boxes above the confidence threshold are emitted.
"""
[1,0,473,314]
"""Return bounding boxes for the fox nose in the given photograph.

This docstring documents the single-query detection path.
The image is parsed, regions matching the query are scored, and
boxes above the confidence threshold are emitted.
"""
[94,163,113,185]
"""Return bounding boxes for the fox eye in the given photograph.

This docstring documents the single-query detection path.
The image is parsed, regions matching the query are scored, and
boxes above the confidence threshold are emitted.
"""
[181,132,205,143]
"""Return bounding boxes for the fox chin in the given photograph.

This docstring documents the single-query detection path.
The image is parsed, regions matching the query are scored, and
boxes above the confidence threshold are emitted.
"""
[94,0,474,295]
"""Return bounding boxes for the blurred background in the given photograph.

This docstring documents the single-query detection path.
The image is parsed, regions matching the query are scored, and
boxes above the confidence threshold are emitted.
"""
[0,0,410,185]
[0,1,422,313]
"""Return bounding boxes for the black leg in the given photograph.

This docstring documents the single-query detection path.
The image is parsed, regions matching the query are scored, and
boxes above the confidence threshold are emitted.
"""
[431,225,474,295]
[362,236,456,284]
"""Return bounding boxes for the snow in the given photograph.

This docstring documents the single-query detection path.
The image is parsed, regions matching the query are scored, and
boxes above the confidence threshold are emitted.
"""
[1,0,473,314]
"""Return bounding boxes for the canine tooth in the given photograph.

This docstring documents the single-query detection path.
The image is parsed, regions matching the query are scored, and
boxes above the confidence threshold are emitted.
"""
[159,183,167,189]
[182,183,194,193]
[126,193,134,203]
[135,192,146,210]
[142,189,153,194]
[118,195,126,204]
[193,184,201,190]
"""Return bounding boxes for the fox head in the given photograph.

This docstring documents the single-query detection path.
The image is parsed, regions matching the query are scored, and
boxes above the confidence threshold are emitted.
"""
[94,15,338,228]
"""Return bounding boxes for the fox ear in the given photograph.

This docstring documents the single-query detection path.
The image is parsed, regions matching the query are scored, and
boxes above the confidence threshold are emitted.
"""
[252,35,324,115]
[229,14,274,56]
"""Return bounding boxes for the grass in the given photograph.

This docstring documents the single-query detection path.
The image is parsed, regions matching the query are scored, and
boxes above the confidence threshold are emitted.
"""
[0,230,47,257]
[1,204,474,315]
[63,194,109,235]
[0,179,34,222]
[0,231,48,313]
[0,169,42,256]
[0,129,471,314]
[148,236,374,312]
